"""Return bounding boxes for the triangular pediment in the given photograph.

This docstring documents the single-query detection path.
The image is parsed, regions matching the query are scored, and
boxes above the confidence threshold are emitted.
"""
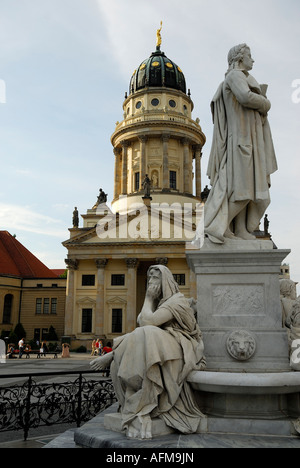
[63,206,202,246]
[76,296,96,305]
[106,296,127,305]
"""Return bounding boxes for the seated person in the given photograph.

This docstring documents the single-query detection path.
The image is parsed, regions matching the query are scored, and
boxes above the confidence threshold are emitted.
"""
[91,265,206,439]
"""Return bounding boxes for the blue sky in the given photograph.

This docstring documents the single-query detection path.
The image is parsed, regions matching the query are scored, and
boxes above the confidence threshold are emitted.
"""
[0,0,299,286]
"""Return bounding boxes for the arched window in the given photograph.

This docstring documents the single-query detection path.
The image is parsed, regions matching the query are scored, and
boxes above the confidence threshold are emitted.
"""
[3,294,13,324]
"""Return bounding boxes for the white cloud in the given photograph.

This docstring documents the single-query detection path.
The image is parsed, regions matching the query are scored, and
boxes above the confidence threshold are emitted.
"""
[0,203,68,238]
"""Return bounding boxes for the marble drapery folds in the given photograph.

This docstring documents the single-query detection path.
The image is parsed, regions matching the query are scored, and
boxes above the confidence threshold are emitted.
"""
[204,67,277,243]
[109,265,206,438]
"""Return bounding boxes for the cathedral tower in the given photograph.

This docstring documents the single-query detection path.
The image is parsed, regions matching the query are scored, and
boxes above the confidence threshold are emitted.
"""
[111,32,206,213]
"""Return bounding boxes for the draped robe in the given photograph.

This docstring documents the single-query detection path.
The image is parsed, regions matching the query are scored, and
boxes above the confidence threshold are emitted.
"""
[204,69,277,243]
[110,265,206,435]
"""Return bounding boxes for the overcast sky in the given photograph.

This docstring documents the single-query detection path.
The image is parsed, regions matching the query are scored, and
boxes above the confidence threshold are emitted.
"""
[0,0,299,288]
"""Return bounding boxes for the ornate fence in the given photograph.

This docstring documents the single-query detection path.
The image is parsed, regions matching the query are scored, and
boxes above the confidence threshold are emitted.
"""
[0,371,116,441]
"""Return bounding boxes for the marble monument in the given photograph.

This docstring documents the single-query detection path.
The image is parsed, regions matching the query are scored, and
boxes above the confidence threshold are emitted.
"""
[91,265,206,440]
[186,44,300,437]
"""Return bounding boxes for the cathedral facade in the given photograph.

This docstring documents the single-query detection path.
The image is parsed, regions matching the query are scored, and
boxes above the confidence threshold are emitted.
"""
[63,36,206,349]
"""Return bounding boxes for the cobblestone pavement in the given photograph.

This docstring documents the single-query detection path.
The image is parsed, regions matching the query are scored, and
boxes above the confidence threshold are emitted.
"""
[0,353,106,448]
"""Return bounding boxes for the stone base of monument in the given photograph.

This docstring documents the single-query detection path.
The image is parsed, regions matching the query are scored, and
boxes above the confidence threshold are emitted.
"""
[186,239,291,372]
[104,412,176,438]
[184,238,300,438]
[188,371,300,436]
[43,400,300,448]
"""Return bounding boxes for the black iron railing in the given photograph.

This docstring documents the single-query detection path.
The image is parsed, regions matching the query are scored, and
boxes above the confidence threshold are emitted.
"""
[0,371,116,440]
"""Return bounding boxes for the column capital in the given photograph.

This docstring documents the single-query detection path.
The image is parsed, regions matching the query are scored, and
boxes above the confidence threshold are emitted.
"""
[181,137,191,146]
[125,258,139,269]
[138,135,148,143]
[155,257,168,266]
[193,144,202,153]
[95,259,108,269]
[113,147,122,156]
[161,134,170,142]
[65,258,79,270]
[121,140,131,148]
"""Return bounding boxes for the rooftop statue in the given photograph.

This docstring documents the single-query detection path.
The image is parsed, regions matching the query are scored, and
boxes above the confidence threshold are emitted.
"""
[72,207,79,228]
[156,21,162,48]
[91,265,206,439]
[204,44,277,243]
[92,188,108,209]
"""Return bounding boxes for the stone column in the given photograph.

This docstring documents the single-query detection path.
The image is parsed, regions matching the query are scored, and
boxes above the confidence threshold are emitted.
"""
[125,258,139,332]
[194,144,202,198]
[64,259,78,336]
[95,259,108,336]
[139,136,147,187]
[113,148,122,199]
[162,134,170,191]
[182,138,191,193]
[121,141,129,195]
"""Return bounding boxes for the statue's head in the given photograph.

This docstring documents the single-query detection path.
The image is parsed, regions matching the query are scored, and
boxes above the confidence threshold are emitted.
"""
[227,43,253,72]
[147,264,179,304]
[147,266,163,299]
[280,278,297,300]
[290,301,300,327]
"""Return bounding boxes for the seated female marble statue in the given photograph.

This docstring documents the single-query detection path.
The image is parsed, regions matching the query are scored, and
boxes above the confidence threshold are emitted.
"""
[91,265,206,439]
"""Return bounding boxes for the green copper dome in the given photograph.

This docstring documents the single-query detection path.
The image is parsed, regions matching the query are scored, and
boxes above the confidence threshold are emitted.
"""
[129,47,187,95]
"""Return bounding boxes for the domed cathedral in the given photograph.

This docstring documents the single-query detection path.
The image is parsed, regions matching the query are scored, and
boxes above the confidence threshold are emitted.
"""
[63,26,206,349]
[111,29,205,212]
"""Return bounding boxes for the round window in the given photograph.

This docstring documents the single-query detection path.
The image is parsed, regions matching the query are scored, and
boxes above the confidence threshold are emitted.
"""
[136,101,142,109]
[169,100,176,108]
[151,98,159,107]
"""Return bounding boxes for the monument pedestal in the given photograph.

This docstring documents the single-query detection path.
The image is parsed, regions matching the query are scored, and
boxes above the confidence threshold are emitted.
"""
[186,239,291,372]
[186,239,300,437]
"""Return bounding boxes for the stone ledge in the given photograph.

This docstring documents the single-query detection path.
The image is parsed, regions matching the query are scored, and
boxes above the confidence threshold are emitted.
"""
[43,403,300,448]
[188,371,300,395]
[104,412,175,438]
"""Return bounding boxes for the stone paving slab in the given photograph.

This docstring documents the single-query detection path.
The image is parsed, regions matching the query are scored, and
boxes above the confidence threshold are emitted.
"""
[44,404,300,449]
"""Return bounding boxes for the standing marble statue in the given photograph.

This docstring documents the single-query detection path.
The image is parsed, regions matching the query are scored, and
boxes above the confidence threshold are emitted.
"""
[91,265,206,439]
[204,44,277,243]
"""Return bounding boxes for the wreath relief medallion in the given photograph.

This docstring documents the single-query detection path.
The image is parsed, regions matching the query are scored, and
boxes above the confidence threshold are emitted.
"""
[226,330,256,361]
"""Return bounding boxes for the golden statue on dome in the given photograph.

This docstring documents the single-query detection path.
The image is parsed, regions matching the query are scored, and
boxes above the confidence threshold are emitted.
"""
[156,21,162,48]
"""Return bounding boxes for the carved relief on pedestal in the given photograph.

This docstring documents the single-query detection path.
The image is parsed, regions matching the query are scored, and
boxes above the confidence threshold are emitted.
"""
[226,330,257,361]
[212,285,264,316]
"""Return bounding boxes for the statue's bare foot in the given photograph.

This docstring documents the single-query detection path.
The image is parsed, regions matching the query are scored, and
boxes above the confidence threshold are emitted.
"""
[224,228,237,239]
[138,414,152,439]
[235,229,256,240]
[126,415,152,440]
[90,352,113,371]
